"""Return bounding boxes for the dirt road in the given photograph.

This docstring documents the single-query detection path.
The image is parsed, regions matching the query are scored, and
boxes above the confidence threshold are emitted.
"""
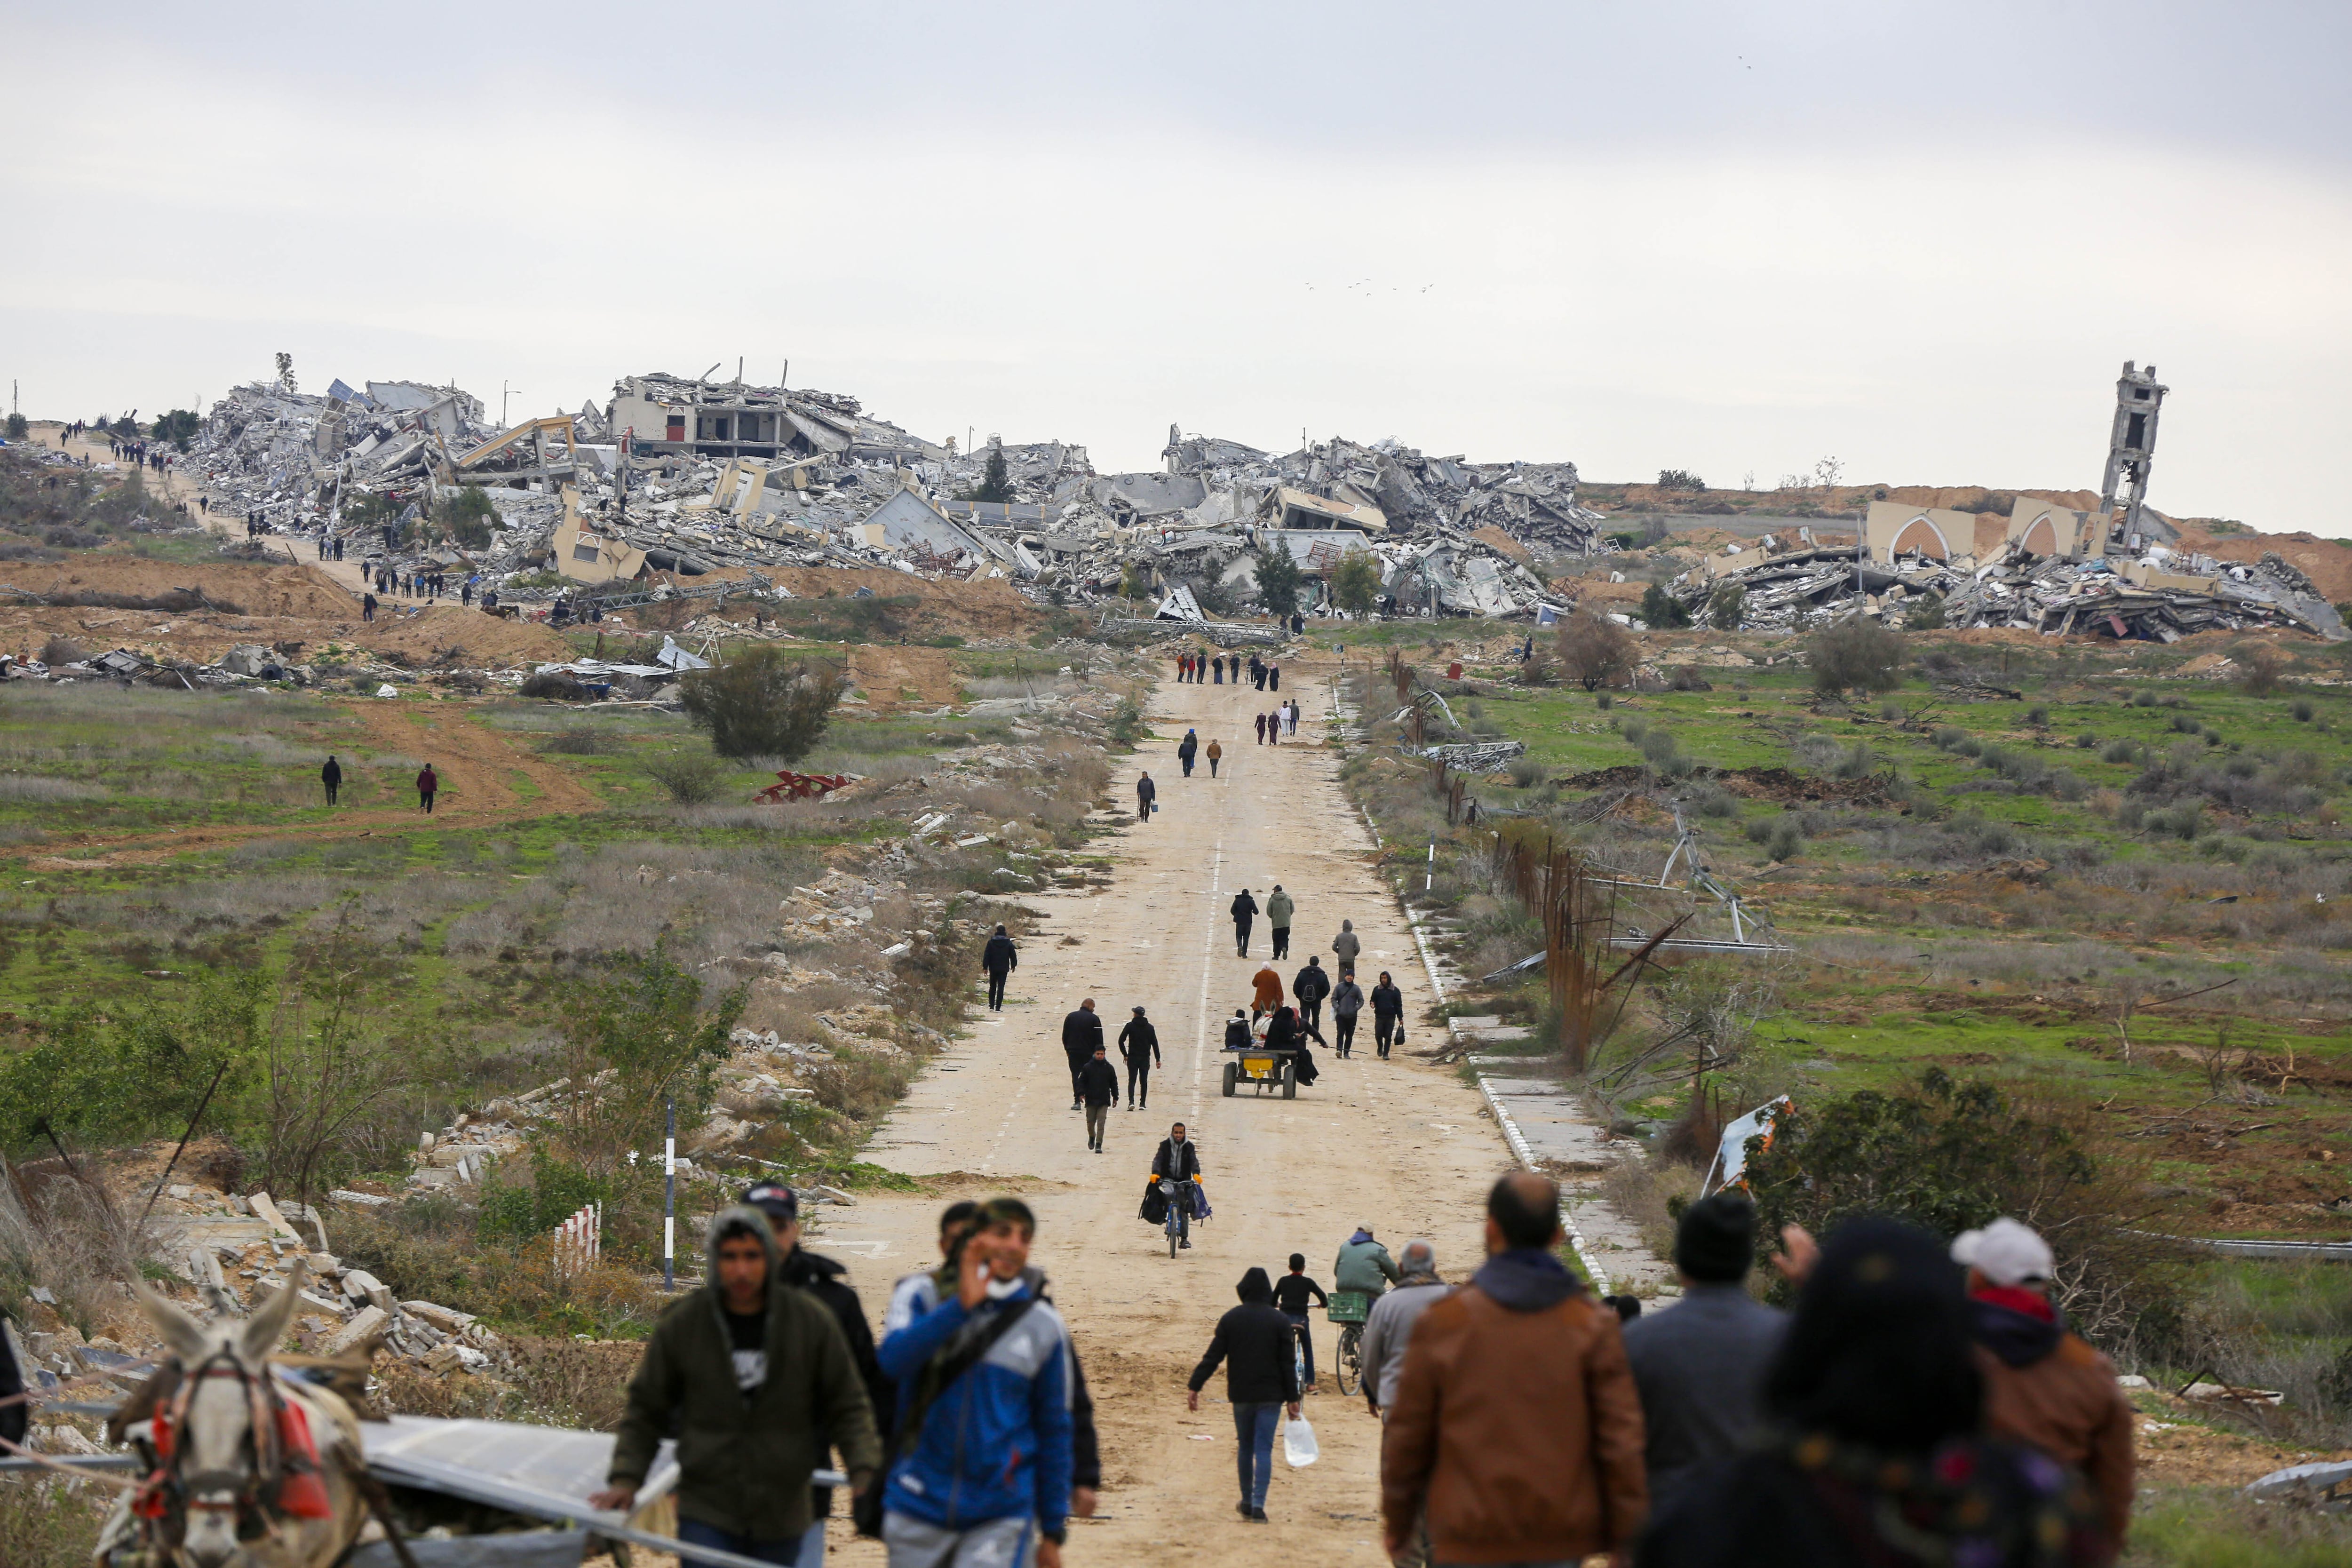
[815,670,1523,1565]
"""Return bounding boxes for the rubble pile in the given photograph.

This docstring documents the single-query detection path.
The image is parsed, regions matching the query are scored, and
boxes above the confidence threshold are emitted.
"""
[1667,538,2348,642]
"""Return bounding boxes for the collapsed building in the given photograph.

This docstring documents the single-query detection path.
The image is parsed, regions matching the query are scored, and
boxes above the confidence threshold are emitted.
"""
[1664,493,2347,641]
[184,364,1599,622]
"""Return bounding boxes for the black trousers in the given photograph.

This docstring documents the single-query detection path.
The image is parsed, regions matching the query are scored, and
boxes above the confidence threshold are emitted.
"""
[323,783,337,805]
[1271,927,1290,959]
[1234,920,1251,956]
[419,790,435,814]
[1125,1060,1150,1106]
[986,967,1009,1009]
[1335,1012,1357,1056]
[1066,1051,1090,1104]
[1375,1014,1399,1057]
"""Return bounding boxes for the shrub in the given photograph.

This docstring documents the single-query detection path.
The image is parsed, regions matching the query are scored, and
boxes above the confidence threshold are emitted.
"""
[1932,725,1969,751]
[1507,756,1543,788]
[2237,643,2292,696]
[641,749,726,804]
[38,635,86,666]
[2131,690,2160,707]
[1687,780,1739,819]
[1657,469,1706,491]
[1639,582,1693,630]
[437,487,495,550]
[1879,700,1903,722]
[2101,739,2137,764]
[1902,593,1947,630]
[678,645,844,760]
[1596,692,1614,710]
[1620,716,1650,746]
[2293,700,2315,722]
[1745,815,1804,861]
[1807,616,1904,698]
[2026,705,2049,726]
[2073,731,2098,748]
[1330,552,1381,617]
[3,413,27,442]
[1558,610,1637,692]
[1707,583,1745,631]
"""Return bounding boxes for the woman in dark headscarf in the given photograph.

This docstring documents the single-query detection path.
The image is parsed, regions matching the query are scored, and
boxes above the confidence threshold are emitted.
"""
[1266,1006,1317,1086]
[1637,1217,2105,1568]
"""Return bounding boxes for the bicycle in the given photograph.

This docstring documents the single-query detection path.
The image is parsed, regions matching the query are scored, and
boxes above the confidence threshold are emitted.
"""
[1160,1178,1197,1258]
[1328,1290,1372,1395]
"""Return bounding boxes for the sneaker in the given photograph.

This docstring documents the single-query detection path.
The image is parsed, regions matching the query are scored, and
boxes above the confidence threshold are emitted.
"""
[1246,1507,1269,1523]
[1180,1239,1192,1250]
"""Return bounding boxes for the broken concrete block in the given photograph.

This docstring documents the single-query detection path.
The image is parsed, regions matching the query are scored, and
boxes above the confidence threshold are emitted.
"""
[246,1192,304,1243]
[323,1305,389,1357]
[399,1300,476,1334]
[341,1269,395,1313]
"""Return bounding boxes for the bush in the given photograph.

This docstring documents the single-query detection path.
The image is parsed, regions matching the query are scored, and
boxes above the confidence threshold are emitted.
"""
[2101,739,2137,764]
[2294,700,2315,722]
[1330,552,1381,617]
[1507,756,1543,788]
[1657,469,1706,491]
[437,487,495,550]
[2026,705,2049,727]
[1687,780,1739,819]
[1108,697,1145,747]
[3,413,27,442]
[1558,610,1637,691]
[1595,692,1614,710]
[38,635,86,666]
[1807,616,1904,698]
[1746,815,1804,861]
[518,672,591,702]
[641,749,726,804]
[1639,582,1692,630]
[2073,731,2098,748]
[678,645,844,760]
[1707,583,1745,631]
[1902,593,1947,630]
[2237,643,2292,696]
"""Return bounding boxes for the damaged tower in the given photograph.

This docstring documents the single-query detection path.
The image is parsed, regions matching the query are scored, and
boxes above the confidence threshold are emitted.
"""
[2098,360,2167,553]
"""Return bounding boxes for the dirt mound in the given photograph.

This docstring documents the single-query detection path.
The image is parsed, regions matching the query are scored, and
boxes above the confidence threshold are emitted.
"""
[0,556,355,619]
[2173,528,2352,604]
[358,606,573,666]
[845,645,962,710]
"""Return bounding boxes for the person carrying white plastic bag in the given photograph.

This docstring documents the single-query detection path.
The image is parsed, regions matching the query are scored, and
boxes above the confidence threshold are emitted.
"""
[1186,1266,1303,1523]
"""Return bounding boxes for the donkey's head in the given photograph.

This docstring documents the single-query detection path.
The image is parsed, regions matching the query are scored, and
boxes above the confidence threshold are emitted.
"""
[137,1259,308,1568]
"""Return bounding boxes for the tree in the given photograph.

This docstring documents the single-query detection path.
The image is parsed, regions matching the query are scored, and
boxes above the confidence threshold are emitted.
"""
[4,414,25,442]
[1119,562,1152,600]
[1330,551,1381,617]
[1253,547,1303,618]
[554,940,747,1175]
[263,909,420,1210]
[1639,583,1692,630]
[152,410,200,451]
[1657,469,1706,492]
[275,351,297,394]
[2236,643,2291,696]
[1903,593,1947,630]
[1707,583,1746,631]
[1557,608,1637,692]
[974,447,1013,504]
[437,486,495,550]
[679,645,845,760]
[1808,615,1905,698]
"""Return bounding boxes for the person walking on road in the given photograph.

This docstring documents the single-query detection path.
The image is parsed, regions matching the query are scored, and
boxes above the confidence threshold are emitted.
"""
[1212,655,1224,685]
[1188,1267,1303,1523]
[1265,885,1295,959]
[1135,771,1156,824]
[1254,712,1267,745]
[1269,665,1281,693]
[1330,971,1364,1058]
[1250,963,1284,1025]
[1272,1254,1329,1389]
[361,591,377,622]
[1293,955,1330,1042]
[1622,1193,1788,1521]
[1380,1173,1648,1568]
[1332,918,1361,975]
[744,1180,893,1562]
[1061,999,1103,1109]
[1177,730,1198,777]
[592,1207,882,1565]
[1206,737,1223,777]
[1371,971,1405,1059]
[981,924,1017,1011]
[1637,1216,2103,1568]
[319,755,342,807]
[1957,1218,2137,1555]
[1078,1046,1119,1153]
[1118,1005,1160,1111]
[416,763,438,814]
[1359,1239,1446,1417]
[1265,710,1280,746]
[1336,1226,1399,1297]
[1230,888,1258,957]
[876,1198,1074,1568]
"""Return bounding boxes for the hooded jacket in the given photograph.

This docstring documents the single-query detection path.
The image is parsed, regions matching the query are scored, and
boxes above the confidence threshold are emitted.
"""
[1382,1248,1647,1564]
[1178,732,1197,760]
[1152,1136,1202,1183]
[1293,963,1332,1007]
[1230,891,1258,925]
[609,1208,882,1541]
[1264,890,1295,928]
[877,1264,1073,1542]
[1331,979,1366,1018]
[1972,1294,2136,1551]
[1118,1015,1160,1066]
[1335,1233,1400,1295]
[1189,1269,1303,1405]
[1370,980,1405,1020]
[1332,923,1362,966]
[1077,1055,1120,1107]
[981,933,1017,975]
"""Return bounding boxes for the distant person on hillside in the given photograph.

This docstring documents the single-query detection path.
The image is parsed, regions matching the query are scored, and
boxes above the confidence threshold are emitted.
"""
[320,756,342,807]
[416,764,438,814]
[981,924,1017,1011]
[1135,770,1156,824]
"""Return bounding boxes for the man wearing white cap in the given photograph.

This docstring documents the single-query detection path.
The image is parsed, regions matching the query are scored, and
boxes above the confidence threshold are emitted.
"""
[1954,1217,2136,1556]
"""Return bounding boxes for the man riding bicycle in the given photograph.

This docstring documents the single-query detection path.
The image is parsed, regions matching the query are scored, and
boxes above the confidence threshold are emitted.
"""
[1152,1123,1204,1251]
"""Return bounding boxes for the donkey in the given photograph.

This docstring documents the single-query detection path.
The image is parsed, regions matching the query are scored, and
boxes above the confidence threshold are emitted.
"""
[103,1261,371,1568]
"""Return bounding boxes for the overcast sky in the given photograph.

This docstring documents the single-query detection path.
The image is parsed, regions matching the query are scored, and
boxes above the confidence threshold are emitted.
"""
[4,2,2347,530]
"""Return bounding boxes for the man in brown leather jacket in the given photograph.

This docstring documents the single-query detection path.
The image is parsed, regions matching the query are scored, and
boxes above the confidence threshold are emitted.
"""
[1955,1218,2136,1557]
[1380,1172,1647,1565]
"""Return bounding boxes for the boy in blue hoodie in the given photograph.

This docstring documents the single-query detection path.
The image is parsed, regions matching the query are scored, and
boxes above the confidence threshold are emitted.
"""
[877,1197,1072,1568]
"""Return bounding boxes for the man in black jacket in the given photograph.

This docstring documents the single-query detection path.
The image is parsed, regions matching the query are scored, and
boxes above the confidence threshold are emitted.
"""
[981,924,1017,1011]
[320,755,342,807]
[1293,956,1332,1043]
[1187,1267,1303,1522]
[1118,1006,1160,1111]
[1061,998,1104,1110]
[1371,971,1406,1059]
[1230,889,1258,957]
[1135,770,1156,824]
[1079,1046,1120,1152]
[744,1181,890,1556]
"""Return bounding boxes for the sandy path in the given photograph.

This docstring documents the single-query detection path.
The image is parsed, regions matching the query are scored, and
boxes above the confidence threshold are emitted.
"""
[814,670,1520,1566]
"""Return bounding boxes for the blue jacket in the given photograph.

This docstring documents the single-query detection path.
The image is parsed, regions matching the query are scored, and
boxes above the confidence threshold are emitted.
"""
[877,1273,1073,1540]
